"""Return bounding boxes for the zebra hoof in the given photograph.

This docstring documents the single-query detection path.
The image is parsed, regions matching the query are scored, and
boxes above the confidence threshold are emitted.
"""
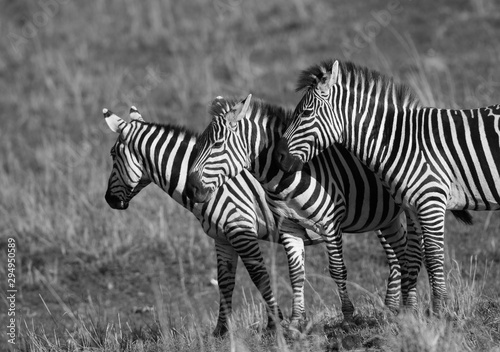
[265,310,284,333]
[286,319,305,339]
[424,307,456,322]
[340,318,355,333]
[424,307,443,318]
[212,323,228,338]
[398,306,418,319]
[265,320,278,334]
[385,304,400,316]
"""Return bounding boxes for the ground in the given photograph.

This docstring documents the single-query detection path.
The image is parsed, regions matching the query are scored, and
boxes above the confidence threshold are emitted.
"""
[0,0,499,351]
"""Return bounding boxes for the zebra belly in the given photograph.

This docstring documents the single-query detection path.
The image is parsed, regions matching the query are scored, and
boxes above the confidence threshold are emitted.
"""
[340,214,399,233]
[270,199,327,234]
[195,178,323,245]
[193,182,275,242]
[263,170,401,236]
[248,176,324,244]
[267,195,398,237]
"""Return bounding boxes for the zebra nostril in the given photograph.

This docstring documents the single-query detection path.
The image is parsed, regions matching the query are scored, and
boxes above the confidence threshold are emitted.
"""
[186,172,212,203]
[105,192,128,210]
[273,149,285,164]
[186,173,201,200]
[274,138,300,172]
[273,139,288,164]
[188,184,199,198]
[105,191,115,204]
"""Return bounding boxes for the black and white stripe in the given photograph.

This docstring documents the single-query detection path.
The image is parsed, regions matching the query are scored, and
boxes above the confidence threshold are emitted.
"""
[103,107,322,336]
[278,60,478,313]
[186,97,410,322]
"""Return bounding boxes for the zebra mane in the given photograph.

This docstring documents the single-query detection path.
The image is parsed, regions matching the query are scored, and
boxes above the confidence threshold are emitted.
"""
[140,121,199,138]
[209,97,293,125]
[296,59,420,108]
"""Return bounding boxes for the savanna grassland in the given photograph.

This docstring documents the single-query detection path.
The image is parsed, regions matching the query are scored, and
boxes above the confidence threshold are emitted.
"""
[0,0,500,351]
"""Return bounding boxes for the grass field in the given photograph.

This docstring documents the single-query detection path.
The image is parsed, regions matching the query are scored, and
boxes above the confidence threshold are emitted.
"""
[1,0,499,351]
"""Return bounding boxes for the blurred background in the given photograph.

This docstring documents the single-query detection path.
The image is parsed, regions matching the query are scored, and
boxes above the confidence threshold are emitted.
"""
[0,0,499,350]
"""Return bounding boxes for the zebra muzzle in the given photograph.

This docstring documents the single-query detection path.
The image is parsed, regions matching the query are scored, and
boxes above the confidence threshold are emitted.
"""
[273,138,304,173]
[105,191,129,210]
[186,172,211,203]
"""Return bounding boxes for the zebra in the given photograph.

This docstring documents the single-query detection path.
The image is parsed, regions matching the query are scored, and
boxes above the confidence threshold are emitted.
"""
[274,59,479,313]
[185,95,411,324]
[102,106,325,336]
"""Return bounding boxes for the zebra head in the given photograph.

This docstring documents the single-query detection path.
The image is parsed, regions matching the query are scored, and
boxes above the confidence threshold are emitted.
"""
[103,107,151,210]
[186,94,252,203]
[275,60,343,173]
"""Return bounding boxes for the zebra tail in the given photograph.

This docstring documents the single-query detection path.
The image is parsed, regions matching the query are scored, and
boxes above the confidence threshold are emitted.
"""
[450,210,473,225]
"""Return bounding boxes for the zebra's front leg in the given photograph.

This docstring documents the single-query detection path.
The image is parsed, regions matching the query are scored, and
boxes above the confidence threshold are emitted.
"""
[377,216,407,314]
[213,240,239,337]
[401,214,422,312]
[325,227,355,323]
[280,233,306,333]
[228,233,283,332]
[420,210,447,314]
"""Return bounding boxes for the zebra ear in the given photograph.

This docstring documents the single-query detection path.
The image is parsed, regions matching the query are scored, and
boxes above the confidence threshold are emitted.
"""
[227,94,252,123]
[318,60,339,94]
[103,108,129,134]
[329,60,339,87]
[129,106,145,122]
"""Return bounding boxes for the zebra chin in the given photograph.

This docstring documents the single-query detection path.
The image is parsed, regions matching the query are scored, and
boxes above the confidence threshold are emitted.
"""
[105,192,129,210]
[273,138,304,173]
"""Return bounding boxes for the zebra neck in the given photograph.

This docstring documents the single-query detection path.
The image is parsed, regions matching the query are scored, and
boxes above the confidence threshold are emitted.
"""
[339,101,406,174]
[246,113,285,184]
[138,127,197,206]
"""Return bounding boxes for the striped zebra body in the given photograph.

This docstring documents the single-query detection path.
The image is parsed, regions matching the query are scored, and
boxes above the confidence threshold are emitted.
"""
[103,107,324,336]
[186,97,410,322]
[276,59,479,313]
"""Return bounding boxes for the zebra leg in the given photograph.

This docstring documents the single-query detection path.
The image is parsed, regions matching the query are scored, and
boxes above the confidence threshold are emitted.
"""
[419,210,447,314]
[228,233,283,331]
[325,227,355,322]
[280,233,306,331]
[401,214,422,312]
[377,217,407,313]
[213,240,239,337]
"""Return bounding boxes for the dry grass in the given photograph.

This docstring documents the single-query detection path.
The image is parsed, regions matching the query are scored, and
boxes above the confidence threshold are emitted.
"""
[0,0,499,351]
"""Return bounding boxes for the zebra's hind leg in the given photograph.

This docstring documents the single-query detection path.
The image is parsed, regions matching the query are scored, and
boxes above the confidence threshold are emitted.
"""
[228,232,283,332]
[213,240,239,337]
[280,233,306,335]
[377,215,407,314]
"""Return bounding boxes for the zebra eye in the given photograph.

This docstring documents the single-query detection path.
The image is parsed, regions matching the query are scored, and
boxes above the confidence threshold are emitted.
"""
[212,140,224,149]
[298,110,310,119]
